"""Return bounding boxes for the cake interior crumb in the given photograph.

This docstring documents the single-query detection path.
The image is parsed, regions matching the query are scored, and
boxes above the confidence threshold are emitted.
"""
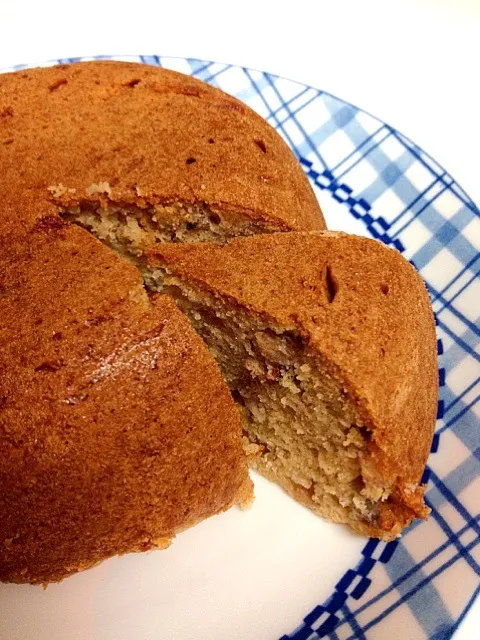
[146,273,394,531]
[58,200,284,261]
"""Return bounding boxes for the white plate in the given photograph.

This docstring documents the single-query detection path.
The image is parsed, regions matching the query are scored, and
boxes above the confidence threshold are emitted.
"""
[1,55,479,640]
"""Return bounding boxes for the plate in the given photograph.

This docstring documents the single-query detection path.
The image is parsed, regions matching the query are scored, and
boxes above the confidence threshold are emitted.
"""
[1,55,479,640]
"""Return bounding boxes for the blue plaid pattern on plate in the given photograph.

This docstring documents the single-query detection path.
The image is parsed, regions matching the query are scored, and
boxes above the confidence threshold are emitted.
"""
[5,54,479,640]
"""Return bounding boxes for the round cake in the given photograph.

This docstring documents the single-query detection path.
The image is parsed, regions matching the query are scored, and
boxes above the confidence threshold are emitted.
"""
[2,60,437,583]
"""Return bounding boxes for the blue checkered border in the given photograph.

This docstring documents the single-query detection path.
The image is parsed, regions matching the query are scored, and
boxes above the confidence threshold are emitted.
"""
[3,54,479,640]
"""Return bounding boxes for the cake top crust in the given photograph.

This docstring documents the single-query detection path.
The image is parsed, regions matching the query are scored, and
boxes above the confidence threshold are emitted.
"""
[0,61,324,235]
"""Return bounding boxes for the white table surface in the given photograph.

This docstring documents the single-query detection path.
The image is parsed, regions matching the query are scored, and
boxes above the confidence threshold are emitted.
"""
[0,1,478,637]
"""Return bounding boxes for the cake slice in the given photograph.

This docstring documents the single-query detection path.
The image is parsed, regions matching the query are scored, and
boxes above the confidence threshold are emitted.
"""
[0,221,252,584]
[146,232,438,540]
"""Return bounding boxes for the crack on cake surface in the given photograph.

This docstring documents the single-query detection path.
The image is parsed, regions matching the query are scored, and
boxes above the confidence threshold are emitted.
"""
[325,264,338,303]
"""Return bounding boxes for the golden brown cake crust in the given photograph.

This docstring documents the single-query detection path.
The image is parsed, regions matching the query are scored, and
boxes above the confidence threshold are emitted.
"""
[149,232,438,536]
[0,218,251,584]
[0,60,324,235]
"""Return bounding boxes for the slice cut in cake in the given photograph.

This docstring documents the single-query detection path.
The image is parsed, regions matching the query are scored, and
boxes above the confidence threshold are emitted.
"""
[146,232,438,540]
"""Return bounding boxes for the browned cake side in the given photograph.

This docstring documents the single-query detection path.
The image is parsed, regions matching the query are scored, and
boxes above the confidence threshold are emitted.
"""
[0,60,324,243]
[0,209,252,585]
[148,232,438,539]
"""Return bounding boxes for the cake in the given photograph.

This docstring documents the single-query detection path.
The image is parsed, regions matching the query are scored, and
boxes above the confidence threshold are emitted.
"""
[146,232,438,540]
[0,61,437,587]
